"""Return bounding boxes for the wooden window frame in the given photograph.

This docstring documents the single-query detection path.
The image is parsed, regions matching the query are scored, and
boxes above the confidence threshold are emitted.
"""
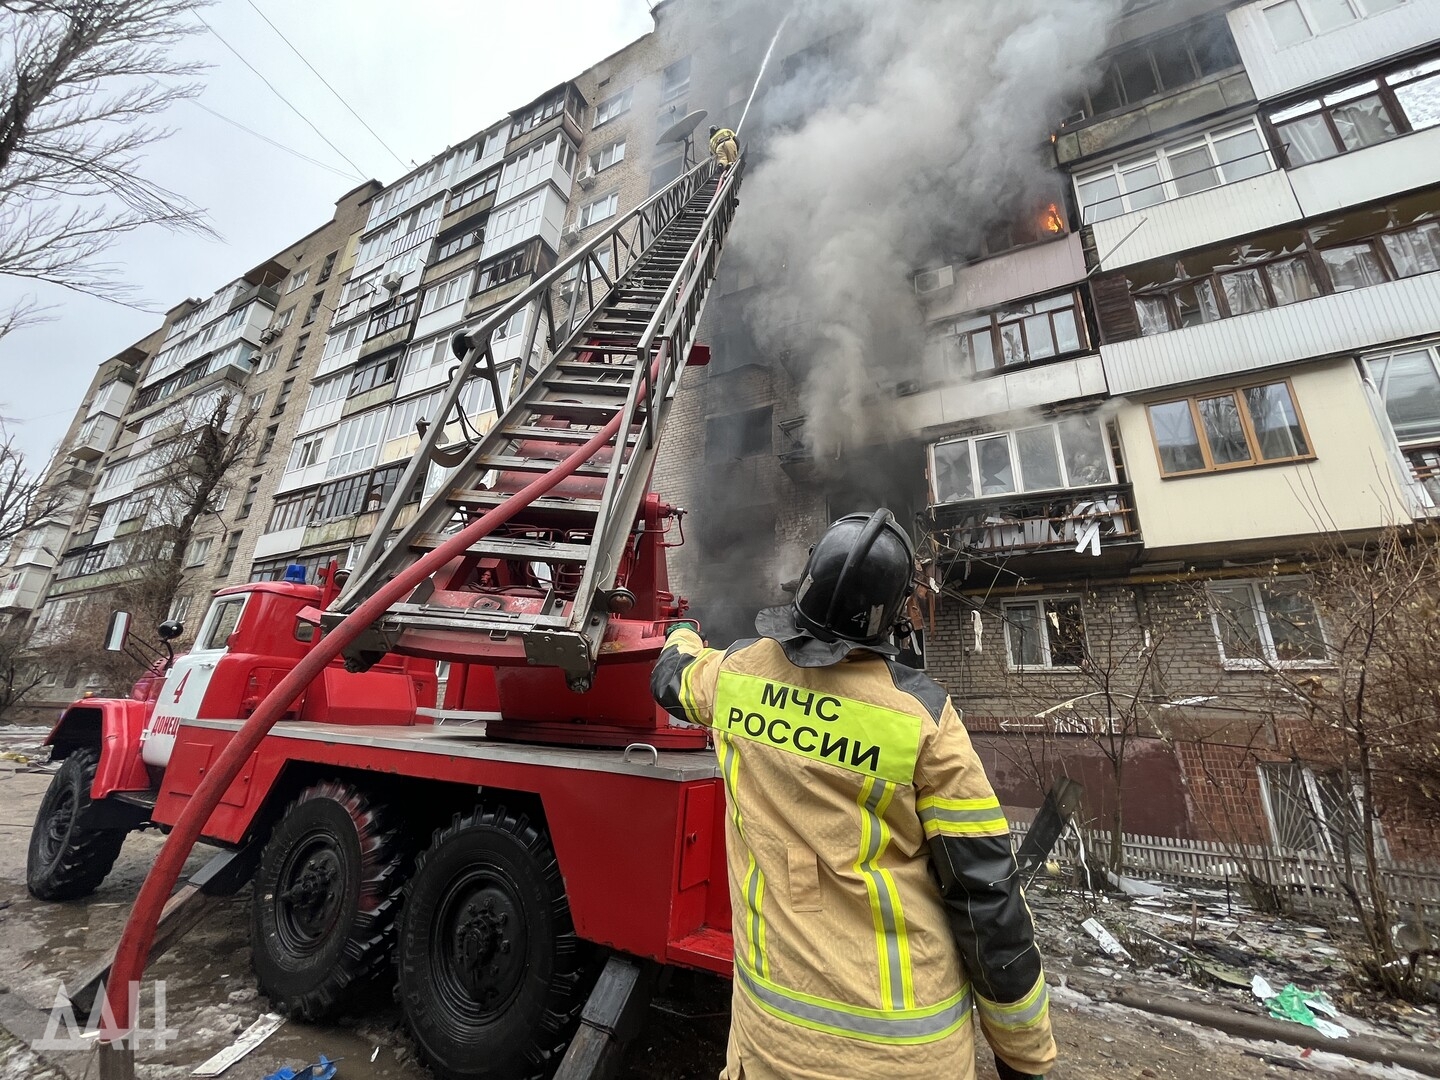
[953,290,1091,376]
[1125,203,1440,335]
[1145,377,1315,478]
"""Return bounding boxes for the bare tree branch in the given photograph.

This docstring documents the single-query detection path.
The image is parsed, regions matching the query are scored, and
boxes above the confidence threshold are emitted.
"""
[0,0,212,337]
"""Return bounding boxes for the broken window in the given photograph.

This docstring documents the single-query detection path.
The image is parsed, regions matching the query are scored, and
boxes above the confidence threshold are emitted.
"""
[1002,596,1087,669]
[1067,13,1240,119]
[1208,578,1327,667]
[1147,379,1311,476]
[928,414,1114,505]
[706,407,772,461]
[1269,56,1440,166]
[1117,189,1440,337]
[947,291,1088,375]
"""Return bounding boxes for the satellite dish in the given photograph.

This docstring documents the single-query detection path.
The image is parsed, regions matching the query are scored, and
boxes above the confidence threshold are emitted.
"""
[656,109,708,147]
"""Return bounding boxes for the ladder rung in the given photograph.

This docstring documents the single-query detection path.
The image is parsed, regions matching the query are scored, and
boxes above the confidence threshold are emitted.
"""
[450,489,604,520]
[473,454,616,477]
[413,533,592,563]
[545,378,632,396]
[502,424,636,444]
[556,360,636,375]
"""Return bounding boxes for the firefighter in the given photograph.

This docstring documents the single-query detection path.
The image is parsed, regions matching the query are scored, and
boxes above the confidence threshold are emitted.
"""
[709,124,740,167]
[652,509,1055,1080]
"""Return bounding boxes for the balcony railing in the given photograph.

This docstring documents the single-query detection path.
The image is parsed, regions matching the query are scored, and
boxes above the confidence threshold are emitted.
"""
[927,484,1140,558]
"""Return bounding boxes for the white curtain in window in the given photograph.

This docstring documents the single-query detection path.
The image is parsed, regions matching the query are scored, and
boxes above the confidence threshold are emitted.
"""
[1221,269,1268,315]
[1265,258,1321,305]
[1135,296,1171,336]
[1381,224,1440,277]
[1321,244,1387,290]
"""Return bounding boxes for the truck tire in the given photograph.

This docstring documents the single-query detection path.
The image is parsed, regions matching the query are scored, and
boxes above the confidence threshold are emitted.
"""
[27,747,128,901]
[397,806,586,1080]
[251,781,405,1020]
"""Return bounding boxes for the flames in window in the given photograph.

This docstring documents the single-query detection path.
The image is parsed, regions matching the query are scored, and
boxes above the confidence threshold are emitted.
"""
[1041,203,1065,235]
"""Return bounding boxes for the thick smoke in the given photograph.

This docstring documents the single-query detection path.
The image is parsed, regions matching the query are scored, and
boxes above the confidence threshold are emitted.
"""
[685,0,1123,642]
[734,0,1122,453]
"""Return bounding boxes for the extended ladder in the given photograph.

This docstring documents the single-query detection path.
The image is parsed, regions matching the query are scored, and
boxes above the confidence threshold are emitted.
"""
[327,158,742,686]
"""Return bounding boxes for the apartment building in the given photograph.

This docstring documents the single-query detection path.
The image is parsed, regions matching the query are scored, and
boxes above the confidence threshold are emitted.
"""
[3,183,378,716]
[247,0,763,582]
[652,0,1440,860]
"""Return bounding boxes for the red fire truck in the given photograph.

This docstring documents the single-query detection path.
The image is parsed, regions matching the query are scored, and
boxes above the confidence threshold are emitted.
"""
[27,160,742,1080]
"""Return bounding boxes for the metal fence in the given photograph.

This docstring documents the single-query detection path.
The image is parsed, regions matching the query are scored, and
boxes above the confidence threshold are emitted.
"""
[1011,821,1440,909]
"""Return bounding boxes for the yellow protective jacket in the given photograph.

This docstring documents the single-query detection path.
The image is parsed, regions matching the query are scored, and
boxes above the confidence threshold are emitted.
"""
[652,628,1055,1080]
[710,128,739,165]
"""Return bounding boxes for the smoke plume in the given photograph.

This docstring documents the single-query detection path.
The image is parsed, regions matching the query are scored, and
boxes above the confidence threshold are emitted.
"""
[732,0,1122,453]
[685,0,1123,642]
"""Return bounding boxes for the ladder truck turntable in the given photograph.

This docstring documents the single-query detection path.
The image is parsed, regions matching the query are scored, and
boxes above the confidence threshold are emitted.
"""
[26,160,744,1080]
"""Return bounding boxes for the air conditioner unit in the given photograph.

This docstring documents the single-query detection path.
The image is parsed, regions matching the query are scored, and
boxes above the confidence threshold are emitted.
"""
[258,327,279,345]
[382,270,404,292]
[578,168,597,191]
[560,224,583,246]
[914,265,955,295]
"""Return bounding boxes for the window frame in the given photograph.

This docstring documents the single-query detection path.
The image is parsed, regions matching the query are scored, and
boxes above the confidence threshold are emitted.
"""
[589,138,627,173]
[578,191,619,229]
[593,87,633,127]
[1000,595,1088,671]
[1206,577,1330,669]
[1145,378,1315,477]
[1263,62,1432,167]
[1076,117,1274,223]
[928,414,1118,504]
[946,290,1091,376]
[1122,197,1440,336]
[1262,0,1408,49]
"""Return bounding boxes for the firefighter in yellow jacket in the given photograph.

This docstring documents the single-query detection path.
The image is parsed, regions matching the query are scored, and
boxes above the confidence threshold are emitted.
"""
[709,124,739,167]
[652,509,1055,1080]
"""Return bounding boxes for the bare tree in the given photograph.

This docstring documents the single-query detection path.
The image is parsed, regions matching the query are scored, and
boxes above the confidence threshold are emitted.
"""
[0,0,211,335]
[0,620,48,717]
[995,587,1198,872]
[36,389,255,683]
[1200,536,1440,1001]
[0,423,69,548]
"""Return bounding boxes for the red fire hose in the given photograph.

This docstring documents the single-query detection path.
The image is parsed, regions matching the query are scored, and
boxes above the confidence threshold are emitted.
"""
[99,385,640,1047]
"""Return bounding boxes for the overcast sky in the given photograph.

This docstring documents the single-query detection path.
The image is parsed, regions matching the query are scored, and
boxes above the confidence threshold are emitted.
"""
[0,0,657,469]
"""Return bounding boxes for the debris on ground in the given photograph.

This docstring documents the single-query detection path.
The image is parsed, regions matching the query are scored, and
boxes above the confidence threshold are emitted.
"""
[1082,917,1134,964]
[262,1055,337,1080]
[192,1012,286,1076]
[1254,976,1349,1040]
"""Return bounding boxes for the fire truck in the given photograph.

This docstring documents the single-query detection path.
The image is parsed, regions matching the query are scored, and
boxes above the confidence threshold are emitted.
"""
[27,159,742,1080]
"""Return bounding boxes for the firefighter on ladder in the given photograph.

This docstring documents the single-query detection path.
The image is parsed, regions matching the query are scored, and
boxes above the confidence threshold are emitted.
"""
[709,124,740,167]
[653,509,1055,1080]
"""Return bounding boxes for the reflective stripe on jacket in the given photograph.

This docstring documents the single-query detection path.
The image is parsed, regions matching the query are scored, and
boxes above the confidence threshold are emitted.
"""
[653,628,1056,1079]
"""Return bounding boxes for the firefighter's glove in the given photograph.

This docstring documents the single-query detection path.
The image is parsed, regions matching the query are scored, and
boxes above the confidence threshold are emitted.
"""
[667,619,701,640]
[995,1056,1042,1080]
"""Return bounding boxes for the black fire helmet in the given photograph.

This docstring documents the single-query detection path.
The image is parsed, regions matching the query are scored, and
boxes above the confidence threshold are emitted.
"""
[791,509,915,646]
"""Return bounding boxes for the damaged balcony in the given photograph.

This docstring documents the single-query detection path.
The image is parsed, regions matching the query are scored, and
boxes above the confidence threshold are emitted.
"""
[924,414,1143,571]
[775,416,814,481]
[1405,445,1440,516]
[925,484,1142,569]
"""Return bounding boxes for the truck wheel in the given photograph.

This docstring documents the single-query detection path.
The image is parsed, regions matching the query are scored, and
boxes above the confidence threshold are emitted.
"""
[27,747,128,901]
[398,807,585,1080]
[251,781,405,1020]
